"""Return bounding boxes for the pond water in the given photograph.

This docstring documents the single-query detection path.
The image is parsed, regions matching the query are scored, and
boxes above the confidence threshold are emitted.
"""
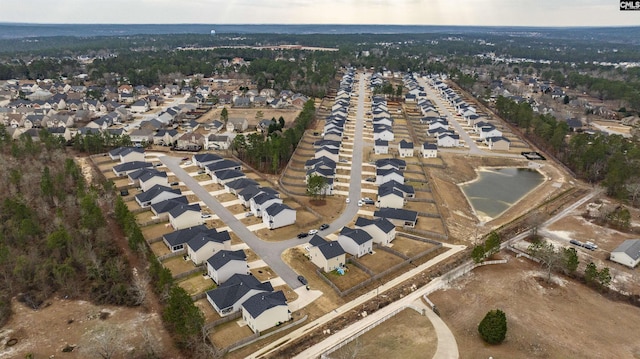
[460,167,545,221]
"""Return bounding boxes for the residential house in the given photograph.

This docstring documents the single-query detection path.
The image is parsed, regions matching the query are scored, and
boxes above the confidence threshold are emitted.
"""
[610,239,640,268]
[206,274,274,316]
[225,178,259,196]
[129,129,154,146]
[373,125,394,141]
[373,208,419,228]
[308,235,346,272]
[398,139,414,157]
[250,193,283,218]
[176,132,204,151]
[380,180,415,199]
[376,185,405,209]
[337,227,373,258]
[206,250,249,284]
[375,158,406,171]
[227,117,249,132]
[355,217,396,245]
[487,136,511,151]
[374,140,389,155]
[193,153,223,168]
[186,229,232,265]
[169,203,204,230]
[163,224,209,253]
[205,159,242,176]
[376,168,404,186]
[213,169,246,185]
[263,203,296,229]
[134,184,181,207]
[150,196,189,220]
[437,133,460,147]
[137,169,168,191]
[109,146,143,162]
[205,134,232,150]
[242,291,290,333]
[130,100,149,113]
[153,129,180,146]
[112,161,153,177]
[422,143,438,158]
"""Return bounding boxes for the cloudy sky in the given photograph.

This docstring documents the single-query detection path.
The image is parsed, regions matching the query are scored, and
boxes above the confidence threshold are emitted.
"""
[1,0,637,26]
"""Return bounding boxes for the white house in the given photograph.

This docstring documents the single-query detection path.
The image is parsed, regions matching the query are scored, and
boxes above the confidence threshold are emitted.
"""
[479,126,502,140]
[242,291,291,333]
[354,217,396,245]
[437,133,460,147]
[206,274,274,316]
[193,153,224,168]
[487,136,511,151]
[138,170,169,192]
[130,100,149,113]
[186,229,232,265]
[398,139,414,158]
[610,239,640,268]
[150,197,188,220]
[376,185,405,209]
[206,250,249,284]
[250,193,283,218]
[337,227,373,258]
[134,184,181,207]
[263,203,296,230]
[163,224,209,253]
[308,235,346,272]
[169,204,204,230]
[213,169,246,185]
[373,125,394,141]
[374,140,389,155]
[109,146,145,163]
[373,208,418,228]
[422,143,438,158]
[376,168,404,186]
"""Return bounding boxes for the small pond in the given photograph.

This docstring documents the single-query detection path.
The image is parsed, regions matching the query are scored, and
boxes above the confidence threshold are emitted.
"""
[460,167,545,221]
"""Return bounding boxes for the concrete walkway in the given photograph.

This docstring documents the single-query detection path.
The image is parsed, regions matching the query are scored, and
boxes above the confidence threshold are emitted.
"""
[413,298,459,359]
[248,242,466,358]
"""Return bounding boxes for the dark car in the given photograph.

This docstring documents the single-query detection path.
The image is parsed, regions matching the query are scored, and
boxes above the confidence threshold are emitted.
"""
[297,275,308,285]
[363,199,375,205]
[297,232,309,239]
[120,189,129,196]
[319,223,330,231]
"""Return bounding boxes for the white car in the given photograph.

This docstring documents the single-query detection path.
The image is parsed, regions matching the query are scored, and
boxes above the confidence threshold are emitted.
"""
[346,198,350,204]
[201,213,212,219]
[183,161,192,166]
[308,229,318,235]
[357,200,363,207]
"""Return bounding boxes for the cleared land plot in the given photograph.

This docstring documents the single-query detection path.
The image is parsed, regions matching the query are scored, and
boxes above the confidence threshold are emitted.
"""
[226,203,247,215]
[239,214,262,226]
[244,248,259,263]
[177,273,214,296]
[113,177,131,188]
[357,250,404,274]
[135,210,157,224]
[414,191,435,201]
[215,192,237,203]
[415,216,446,234]
[430,256,640,359]
[390,236,437,257]
[330,308,437,359]
[405,201,438,214]
[141,222,173,239]
[126,200,141,211]
[405,172,428,181]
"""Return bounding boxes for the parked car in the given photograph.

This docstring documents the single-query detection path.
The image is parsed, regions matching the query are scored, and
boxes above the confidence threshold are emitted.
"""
[297,232,309,239]
[346,197,350,203]
[120,189,129,196]
[170,182,179,186]
[201,213,212,219]
[182,157,189,161]
[197,169,206,174]
[183,161,192,166]
[583,243,597,251]
[585,241,598,249]
[297,275,308,285]
[363,199,375,205]
[319,223,330,231]
[308,229,318,235]
[365,178,375,182]
[357,200,363,207]
[569,239,582,247]
[245,212,254,217]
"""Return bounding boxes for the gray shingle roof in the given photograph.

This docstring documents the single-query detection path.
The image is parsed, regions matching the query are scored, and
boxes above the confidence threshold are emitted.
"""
[206,274,273,311]
[264,203,293,217]
[135,184,180,203]
[339,227,372,245]
[613,239,640,260]
[374,208,418,223]
[187,229,231,251]
[207,250,247,270]
[169,203,201,218]
[354,217,395,234]
[151,196,189,215]
[242,291,287,318]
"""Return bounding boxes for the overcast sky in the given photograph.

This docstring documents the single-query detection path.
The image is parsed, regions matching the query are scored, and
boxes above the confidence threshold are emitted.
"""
[1,0,637,27]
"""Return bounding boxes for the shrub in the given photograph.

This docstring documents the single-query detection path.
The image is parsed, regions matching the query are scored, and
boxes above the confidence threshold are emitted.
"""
[478,309,507,344]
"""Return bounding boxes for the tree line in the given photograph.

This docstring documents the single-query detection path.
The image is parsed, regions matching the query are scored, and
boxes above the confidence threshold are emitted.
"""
[232,99,316,173]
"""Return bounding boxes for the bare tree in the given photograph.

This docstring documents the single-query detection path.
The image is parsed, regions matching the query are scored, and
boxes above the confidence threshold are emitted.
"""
[528,241,564,283]
[130,270,149,306]
[80,324,124,359]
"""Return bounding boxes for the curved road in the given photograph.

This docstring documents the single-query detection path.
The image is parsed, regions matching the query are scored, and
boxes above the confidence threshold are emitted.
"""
[159,72,368,289]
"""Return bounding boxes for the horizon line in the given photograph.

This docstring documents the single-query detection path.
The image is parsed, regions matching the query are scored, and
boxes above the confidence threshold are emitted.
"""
[1,22,639,29]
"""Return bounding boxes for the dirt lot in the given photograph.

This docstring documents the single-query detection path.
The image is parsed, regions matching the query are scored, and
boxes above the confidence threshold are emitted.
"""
[329,308,437,359]
[0,297,182,359]
[358,250,404,274]
[430,255,640,359]
[325,264,371,292]
[177,274,214,296]
[390,236,436,257]
[210,319,254,348]
[141,222,173,240]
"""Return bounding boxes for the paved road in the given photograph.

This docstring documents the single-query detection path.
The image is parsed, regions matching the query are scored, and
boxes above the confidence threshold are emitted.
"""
[159,72,370,289]
[161,156,308,289]
[419,77,485,155]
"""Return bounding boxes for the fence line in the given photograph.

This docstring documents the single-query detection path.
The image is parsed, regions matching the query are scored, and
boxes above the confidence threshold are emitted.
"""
[401,227,448,241]
[191,292,207,302]
[374,244,410,260]
[172,265,205,280]
[157,249,185,262]
[204,311,242,330]
[138,217,167,227]
[397,231,442,245]
[320,306,407,359]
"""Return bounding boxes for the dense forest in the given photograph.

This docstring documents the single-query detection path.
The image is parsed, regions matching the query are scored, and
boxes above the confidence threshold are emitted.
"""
[0,126,141,327]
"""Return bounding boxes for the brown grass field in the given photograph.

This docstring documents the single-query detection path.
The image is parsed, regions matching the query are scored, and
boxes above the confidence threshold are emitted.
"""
[330,308,437,359]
